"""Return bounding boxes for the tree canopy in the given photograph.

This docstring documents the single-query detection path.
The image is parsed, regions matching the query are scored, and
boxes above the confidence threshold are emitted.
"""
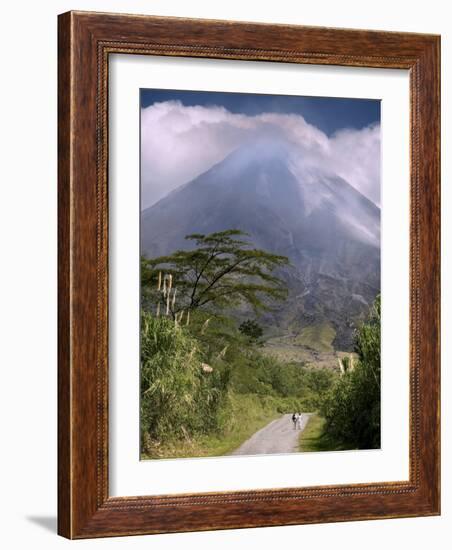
[141,229,289,319]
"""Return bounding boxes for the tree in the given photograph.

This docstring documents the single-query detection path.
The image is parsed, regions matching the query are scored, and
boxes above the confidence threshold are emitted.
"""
[142,230,289,319]
[239,319,263,343]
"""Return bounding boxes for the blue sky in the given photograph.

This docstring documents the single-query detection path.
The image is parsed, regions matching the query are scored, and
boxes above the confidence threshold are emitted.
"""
[140,89,380,137]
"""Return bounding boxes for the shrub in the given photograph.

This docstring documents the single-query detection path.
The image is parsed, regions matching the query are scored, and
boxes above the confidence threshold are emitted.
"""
[239,319,264,343]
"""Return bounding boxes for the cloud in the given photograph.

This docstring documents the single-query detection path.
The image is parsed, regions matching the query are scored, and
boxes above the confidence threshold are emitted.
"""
[329,124,381,206]
[141,100,380,209]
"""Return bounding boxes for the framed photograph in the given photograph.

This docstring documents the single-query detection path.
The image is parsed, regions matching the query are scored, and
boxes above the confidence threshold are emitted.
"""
[58,11,440,538]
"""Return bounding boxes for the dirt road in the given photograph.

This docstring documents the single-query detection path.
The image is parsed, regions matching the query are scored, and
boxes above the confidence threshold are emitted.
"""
[230,413,310,456]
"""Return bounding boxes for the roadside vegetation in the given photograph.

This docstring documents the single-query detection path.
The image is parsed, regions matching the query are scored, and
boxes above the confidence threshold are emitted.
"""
[140,230,338,458]
[298,414,351,452]
[316,296,381,450]
[140,306,337,458]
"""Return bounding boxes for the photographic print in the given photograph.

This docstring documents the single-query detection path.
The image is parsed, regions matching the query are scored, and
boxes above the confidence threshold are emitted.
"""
[140,89,381,460]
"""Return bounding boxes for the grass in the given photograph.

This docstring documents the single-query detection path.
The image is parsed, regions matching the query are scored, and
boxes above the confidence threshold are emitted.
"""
[141,393,281,460]
[295,322,336,353]
[298,413,355,452]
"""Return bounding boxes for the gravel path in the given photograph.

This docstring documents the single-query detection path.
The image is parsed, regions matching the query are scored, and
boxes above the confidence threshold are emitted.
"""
[230,413,310,456]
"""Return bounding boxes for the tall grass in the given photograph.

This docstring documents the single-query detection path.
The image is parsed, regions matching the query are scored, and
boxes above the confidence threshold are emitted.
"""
[140,312,229,454]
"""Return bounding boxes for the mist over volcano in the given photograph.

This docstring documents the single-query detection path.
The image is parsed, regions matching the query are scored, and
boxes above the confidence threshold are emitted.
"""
[141,135,380,350]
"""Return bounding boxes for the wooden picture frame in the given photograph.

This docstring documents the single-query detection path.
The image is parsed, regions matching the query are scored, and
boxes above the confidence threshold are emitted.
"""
[58,11,440,539]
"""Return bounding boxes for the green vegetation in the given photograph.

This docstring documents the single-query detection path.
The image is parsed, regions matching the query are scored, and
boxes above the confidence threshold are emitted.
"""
[140,313,230,448]
[298,414,353,452]
[140,229,380,458]
[239,319,263,344]
[295,322,336,353]
[140,230,343,458]
[230,352,335,412]
[320,296,381,449]
[140,309,337,458]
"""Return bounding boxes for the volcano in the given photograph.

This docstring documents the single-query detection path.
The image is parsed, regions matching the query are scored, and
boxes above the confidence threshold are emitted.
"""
[141,136,380,350]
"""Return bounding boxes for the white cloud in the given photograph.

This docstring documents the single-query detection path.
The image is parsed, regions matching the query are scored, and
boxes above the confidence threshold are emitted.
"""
[141,100,380,209]
[329,124,381,205]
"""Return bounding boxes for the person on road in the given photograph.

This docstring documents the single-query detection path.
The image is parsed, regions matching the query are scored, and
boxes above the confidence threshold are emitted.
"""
[292,412,298,430]
[296,412,303,430]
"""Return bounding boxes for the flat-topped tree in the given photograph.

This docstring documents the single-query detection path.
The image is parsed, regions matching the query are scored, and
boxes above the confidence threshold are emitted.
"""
[142,229,289,319]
